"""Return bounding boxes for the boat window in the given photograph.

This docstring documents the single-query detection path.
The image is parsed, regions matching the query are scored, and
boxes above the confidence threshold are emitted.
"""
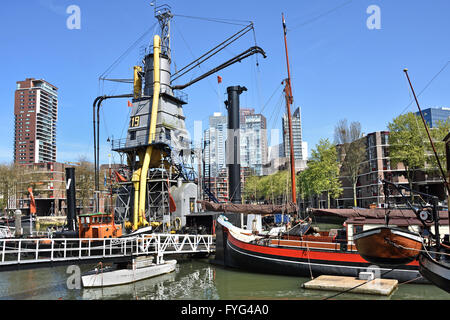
[354,225,363,234]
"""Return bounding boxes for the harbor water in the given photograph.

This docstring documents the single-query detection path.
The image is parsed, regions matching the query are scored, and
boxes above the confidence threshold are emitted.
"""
[0,258,448,300]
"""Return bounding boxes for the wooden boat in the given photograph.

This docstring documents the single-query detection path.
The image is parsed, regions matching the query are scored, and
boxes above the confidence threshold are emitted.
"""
[354,226,423,266]
[418,246,450,293]
[214,214,426,283]
[82,257,177,288]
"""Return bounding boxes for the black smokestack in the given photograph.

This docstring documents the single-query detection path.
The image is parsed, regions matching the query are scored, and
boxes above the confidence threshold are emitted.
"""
[225,85,247,204]
[65,167,77,231]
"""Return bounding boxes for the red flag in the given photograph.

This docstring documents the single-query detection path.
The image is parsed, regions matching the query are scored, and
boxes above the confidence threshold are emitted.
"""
[127,101,133,107]
[169,193,177,213]
[28,187,36,215]
[167,178,177,213]
[217,76,222,84]
[114,170,128,182]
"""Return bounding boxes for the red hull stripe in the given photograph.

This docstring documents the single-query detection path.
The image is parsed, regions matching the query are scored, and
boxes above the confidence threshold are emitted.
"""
[227,231,419,267]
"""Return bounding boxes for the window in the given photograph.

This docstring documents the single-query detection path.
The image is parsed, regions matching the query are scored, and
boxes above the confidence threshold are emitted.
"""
[354,225,363,234]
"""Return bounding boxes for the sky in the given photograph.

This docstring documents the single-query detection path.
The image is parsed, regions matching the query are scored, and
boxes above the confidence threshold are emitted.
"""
[1,0,450,166]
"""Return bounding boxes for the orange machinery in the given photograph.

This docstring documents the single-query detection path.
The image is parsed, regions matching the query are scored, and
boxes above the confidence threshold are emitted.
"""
[78,212,123,239]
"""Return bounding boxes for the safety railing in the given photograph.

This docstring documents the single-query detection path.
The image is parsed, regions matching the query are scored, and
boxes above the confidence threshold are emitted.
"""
[0,234,214,269]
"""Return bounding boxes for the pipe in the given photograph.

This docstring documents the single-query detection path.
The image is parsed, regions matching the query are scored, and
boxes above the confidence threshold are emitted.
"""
[132,34,161,230]
[225,86,247,204]
[134,66,143,99]
[92,96,103,194]
[65,167,77,231]
[92,94,133,201]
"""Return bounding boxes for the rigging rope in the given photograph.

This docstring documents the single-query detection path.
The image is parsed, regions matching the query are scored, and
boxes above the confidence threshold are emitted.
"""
[290,0,353,31]
[399,60,450,116]
[99,22,157,82]
[171,23,254,82]
[173,14,252,26]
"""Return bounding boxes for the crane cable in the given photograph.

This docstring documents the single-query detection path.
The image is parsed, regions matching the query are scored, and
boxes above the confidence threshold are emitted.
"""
[171,23,255,82]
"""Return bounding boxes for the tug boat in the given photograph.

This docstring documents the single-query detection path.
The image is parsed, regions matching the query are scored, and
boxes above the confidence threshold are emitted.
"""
[78,212,123,239]
[353,226,423,267]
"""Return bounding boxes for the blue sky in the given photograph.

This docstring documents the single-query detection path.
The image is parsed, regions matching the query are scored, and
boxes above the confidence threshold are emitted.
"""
[1,0,450,166]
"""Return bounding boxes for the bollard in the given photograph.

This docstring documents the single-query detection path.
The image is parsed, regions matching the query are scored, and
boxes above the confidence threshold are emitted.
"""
[14,210,22,237]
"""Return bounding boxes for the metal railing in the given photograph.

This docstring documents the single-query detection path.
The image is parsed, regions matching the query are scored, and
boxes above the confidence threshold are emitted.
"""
[0,234,214,270]
[0,226,14,239]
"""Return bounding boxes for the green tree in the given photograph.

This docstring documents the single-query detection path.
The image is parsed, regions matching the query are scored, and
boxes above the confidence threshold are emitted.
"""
[304,139,343,208]
[0,163,19,214]
[75,157,95,214]
[297,167,314,208]
[388,112,433,199]
[334,119,366,207]
[243,170,291,204]
[428,119,450,174]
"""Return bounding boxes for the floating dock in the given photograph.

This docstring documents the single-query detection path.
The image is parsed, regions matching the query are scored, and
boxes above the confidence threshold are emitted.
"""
[302,275,398,296]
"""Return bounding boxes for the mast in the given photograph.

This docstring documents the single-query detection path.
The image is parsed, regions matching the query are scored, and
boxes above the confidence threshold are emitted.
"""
[403,68,450,248]
[282,13,297,204]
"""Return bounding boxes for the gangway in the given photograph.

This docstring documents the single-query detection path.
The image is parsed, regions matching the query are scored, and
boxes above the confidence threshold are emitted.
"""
[0,234,214,272]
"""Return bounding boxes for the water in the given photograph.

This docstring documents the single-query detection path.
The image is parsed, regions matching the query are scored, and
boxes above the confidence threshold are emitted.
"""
[0,258,448,300]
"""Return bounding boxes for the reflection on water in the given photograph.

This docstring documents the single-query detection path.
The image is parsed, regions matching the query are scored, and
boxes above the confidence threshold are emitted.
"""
[82,271,177,300]
[0,258,448,300]
[82,262,219,300]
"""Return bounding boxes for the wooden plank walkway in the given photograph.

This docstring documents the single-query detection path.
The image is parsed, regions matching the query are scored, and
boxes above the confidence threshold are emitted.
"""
[302,275,398,296]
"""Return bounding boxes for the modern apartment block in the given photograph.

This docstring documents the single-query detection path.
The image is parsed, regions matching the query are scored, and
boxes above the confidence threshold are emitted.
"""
[204,109,269,177]
[282,107,304,161]
[14,78,58,164]
[241,113,268,176]
[340,131,395,208]
[239,108,255,127]
[12,162,111,217]
[416,107,450,128]
[334,131,446,209]
[203,167,251,203]
[203,112,228,178]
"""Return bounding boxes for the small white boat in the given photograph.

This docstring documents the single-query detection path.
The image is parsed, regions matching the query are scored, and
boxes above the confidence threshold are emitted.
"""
[82,257,177,288]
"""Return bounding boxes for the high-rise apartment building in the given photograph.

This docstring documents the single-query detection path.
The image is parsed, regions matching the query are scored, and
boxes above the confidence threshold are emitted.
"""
[204,112,228,178]
[14,78,58,164]
[241,114,267,176]
[282,107,304,161]
[239,108,255,127]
